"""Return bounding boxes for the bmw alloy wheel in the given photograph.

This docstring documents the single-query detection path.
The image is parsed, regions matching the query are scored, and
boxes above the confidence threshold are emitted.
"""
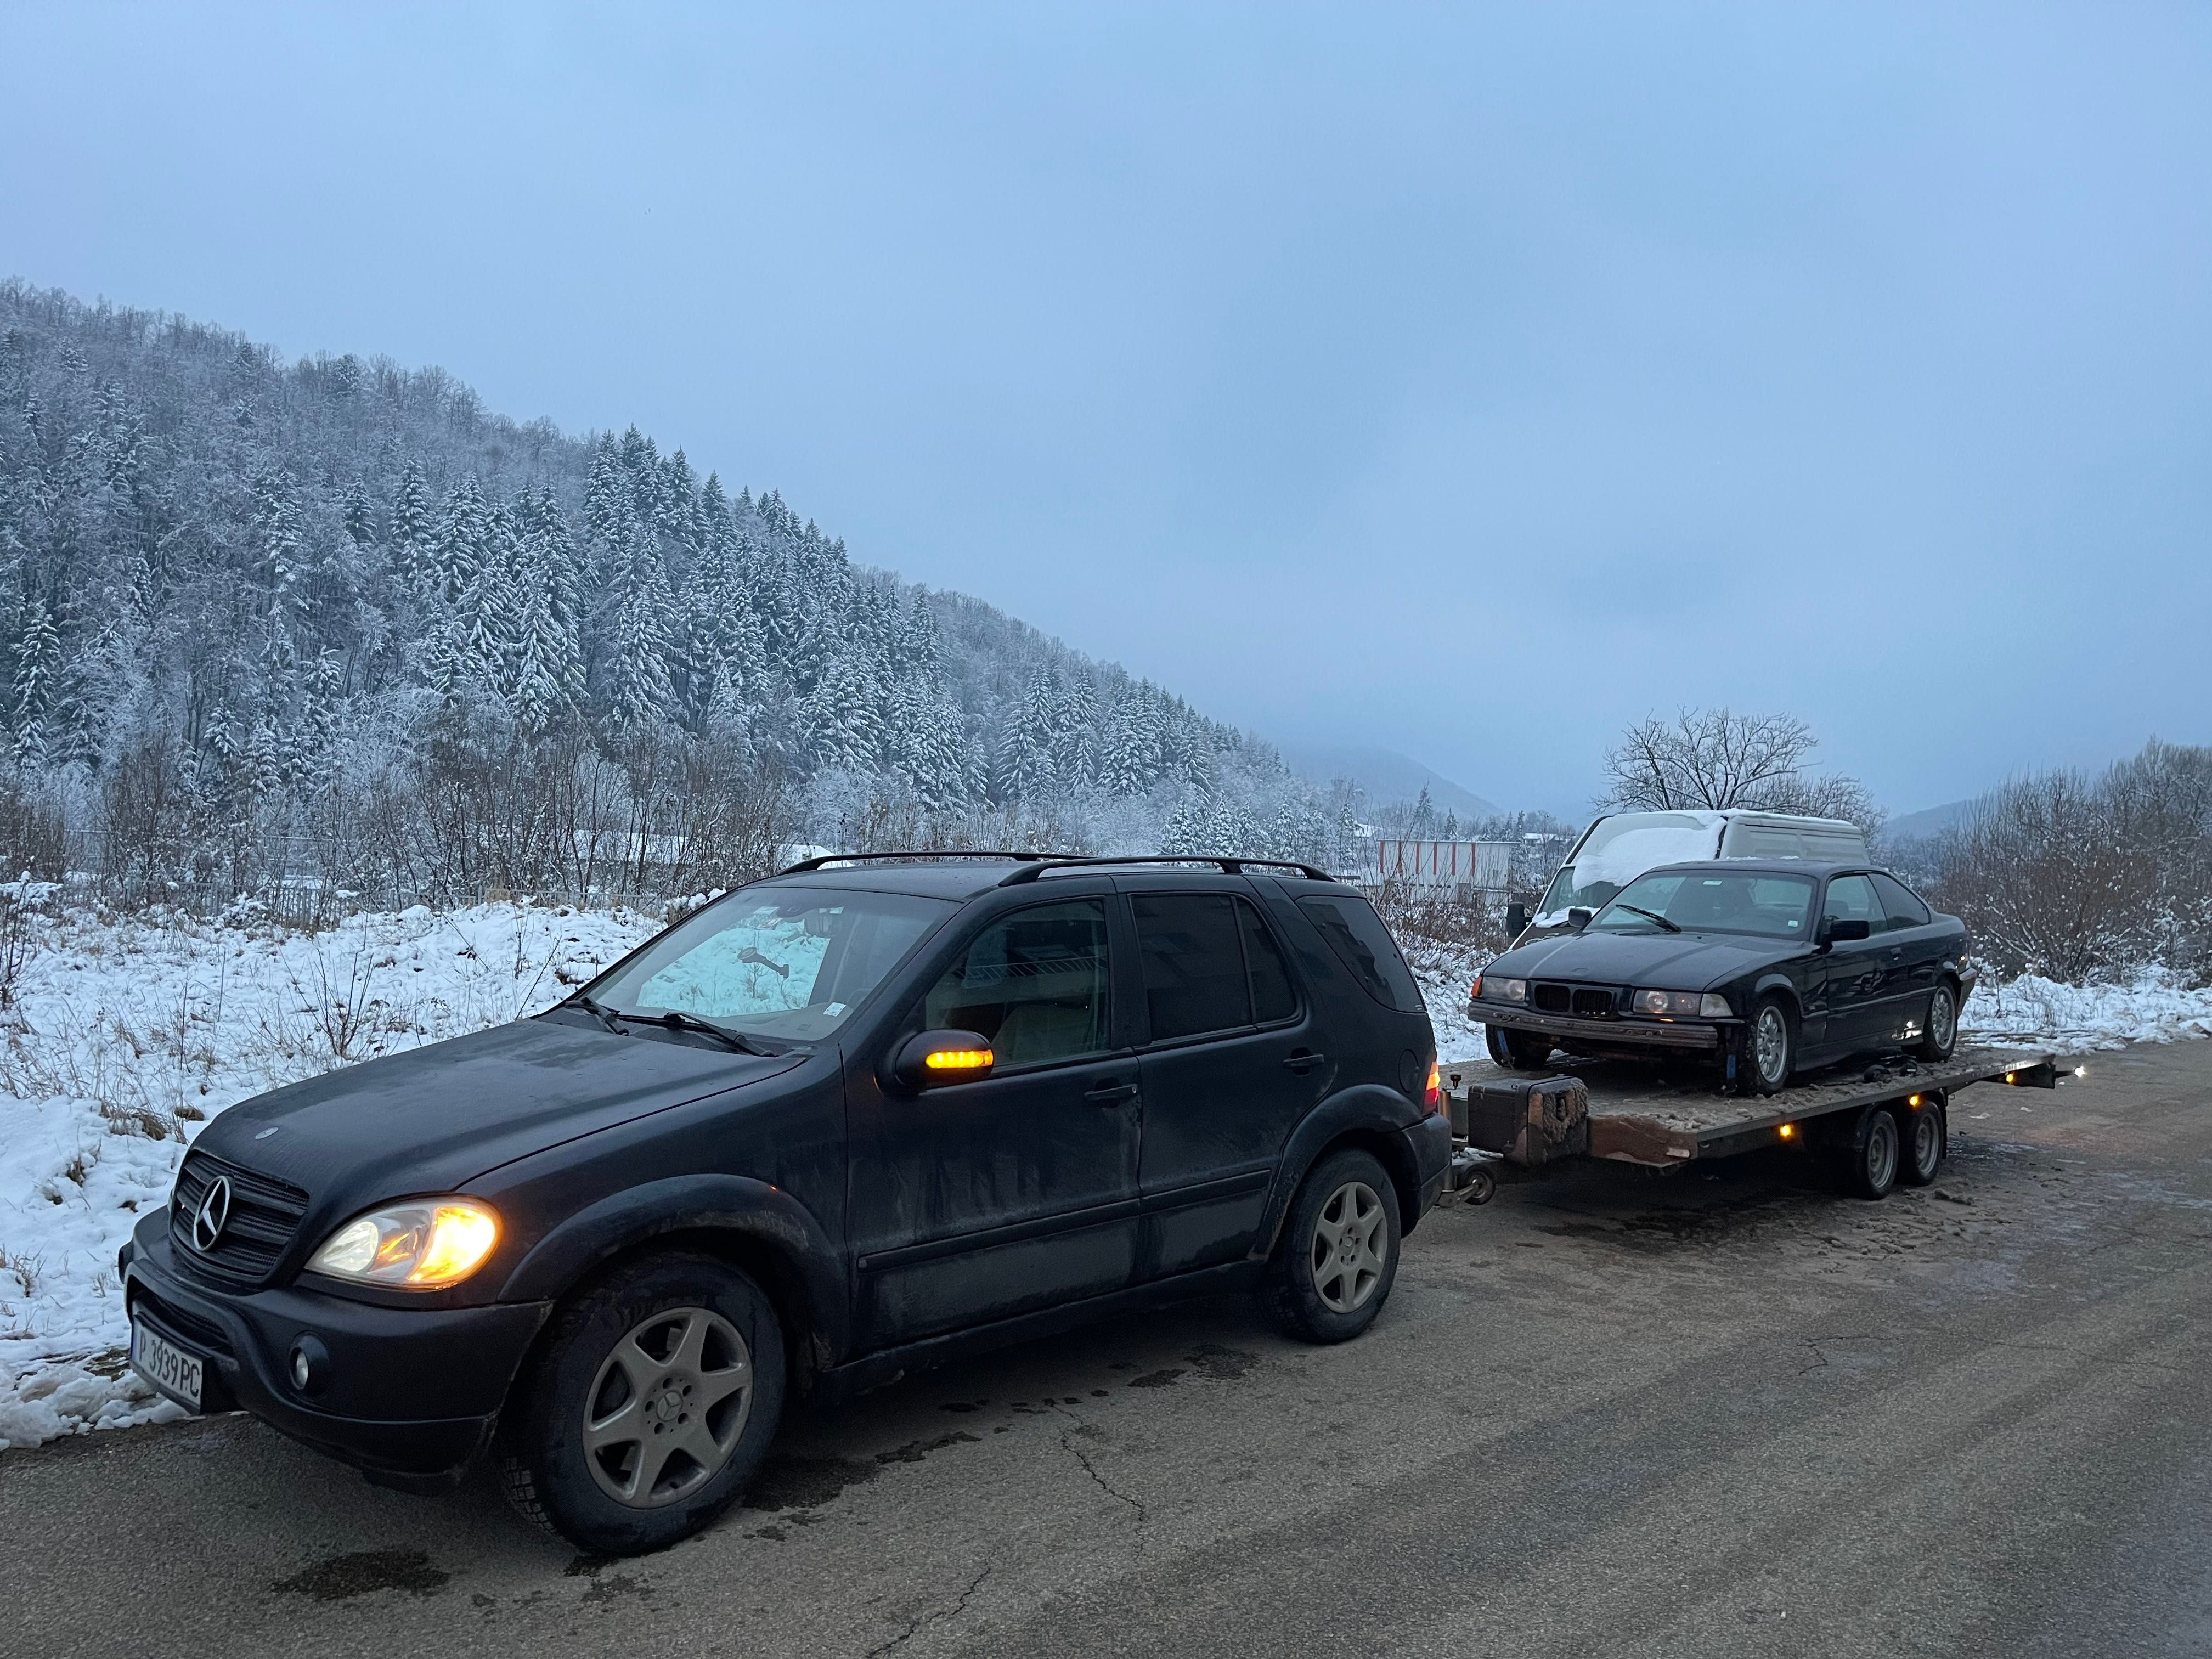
[1929,986,1956,1048]
[1310,1180,1389,1313]
[581,1306,754,1508]
[1753,1006,1790,1085]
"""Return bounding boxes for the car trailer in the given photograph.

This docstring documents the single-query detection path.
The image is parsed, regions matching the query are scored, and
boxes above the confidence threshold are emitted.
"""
[1438,1043,2069,1204]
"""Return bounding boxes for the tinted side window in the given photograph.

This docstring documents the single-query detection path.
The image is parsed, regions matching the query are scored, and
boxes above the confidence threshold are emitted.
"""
[1736,827,1808,858]
[1135,894,1251,1041]
[1872,873,1932,930]
[1239,900,1296,1023]
[1822,874,1886,932]
[1296,895,1424,1013]
[923,900,1110,1068]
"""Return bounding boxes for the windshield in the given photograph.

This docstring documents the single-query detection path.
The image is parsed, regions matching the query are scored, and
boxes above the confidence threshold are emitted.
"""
[1588,871,1815,940]
[587,888,954,1042]
[1537,864,1622,918]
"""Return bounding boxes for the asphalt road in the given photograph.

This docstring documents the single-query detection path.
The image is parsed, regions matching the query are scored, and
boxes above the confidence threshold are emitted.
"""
[7,1040,2210,1658]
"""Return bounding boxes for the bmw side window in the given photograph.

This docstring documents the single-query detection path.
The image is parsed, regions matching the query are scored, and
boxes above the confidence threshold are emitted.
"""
[1822,875,1885,932]
[1872,873,1932,930]
[922,901,1111,1070]
[1295,894,1424,1013]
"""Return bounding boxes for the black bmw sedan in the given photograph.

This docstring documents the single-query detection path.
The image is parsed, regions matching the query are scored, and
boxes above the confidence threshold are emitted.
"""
[1470,860,1972,1093]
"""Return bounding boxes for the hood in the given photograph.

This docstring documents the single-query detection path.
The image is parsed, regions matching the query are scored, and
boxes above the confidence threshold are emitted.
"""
[1492,928,1804,990]
[190,1017,804,1213]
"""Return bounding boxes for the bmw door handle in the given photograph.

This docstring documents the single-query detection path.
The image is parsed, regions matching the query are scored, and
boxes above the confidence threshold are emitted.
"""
[1282,1051,1326,1074]
[1083,1080,1139,1104]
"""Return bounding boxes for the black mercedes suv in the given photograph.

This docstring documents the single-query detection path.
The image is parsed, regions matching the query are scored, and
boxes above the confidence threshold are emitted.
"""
[122,853,1449,1554]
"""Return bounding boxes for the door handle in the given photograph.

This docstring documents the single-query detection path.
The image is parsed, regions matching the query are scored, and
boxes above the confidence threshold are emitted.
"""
[1083,1081,1138,1104]
[1282,1051,1326,1074]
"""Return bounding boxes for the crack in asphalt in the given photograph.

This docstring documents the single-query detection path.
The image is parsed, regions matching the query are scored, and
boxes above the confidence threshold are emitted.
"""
[1049,1402,1149,1526]
[864,1562,992,1659]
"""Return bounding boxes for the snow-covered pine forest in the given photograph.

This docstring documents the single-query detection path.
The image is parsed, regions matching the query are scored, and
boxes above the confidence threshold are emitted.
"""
[0,281,1358,915]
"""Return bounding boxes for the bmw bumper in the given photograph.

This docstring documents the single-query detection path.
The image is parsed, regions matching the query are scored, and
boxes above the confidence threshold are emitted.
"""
[121,1212,550,1492]
[1475,1006,1729,1051]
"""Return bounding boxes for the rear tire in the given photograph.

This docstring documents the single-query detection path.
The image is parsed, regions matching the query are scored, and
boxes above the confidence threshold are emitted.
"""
[1841,1107,1902,1200]
[498,1251,786,1555]
[1485,1023,1554,1073]
[1912,979,1961,1063]
[1263,1149,1403,1344]
[1897,1098,1944,1187]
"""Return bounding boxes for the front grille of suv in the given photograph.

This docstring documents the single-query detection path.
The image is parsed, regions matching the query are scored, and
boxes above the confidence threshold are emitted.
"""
[169,1149,311,1288]
[1532,983,1618,1018]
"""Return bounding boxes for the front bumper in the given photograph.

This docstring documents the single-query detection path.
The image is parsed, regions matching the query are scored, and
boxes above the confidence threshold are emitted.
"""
[1474,1004,1730,1052]
[122,1212,550,1490]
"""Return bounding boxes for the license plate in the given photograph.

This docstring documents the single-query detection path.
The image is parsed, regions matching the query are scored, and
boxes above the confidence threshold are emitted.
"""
[130,1317,204,1412]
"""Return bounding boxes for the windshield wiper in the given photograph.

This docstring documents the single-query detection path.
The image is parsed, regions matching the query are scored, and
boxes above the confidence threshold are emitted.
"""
[557,992,626,1034]
[629,1008,774,1056]
[1611,904,1681,934]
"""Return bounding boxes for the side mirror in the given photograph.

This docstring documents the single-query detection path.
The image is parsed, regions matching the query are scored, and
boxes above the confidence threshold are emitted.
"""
[894,1029,996,1091]
[1505,902,1529,940]
[1822,918,1872,944]
[1567,907,1593,933]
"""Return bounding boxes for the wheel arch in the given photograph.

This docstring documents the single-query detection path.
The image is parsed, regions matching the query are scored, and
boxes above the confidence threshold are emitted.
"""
[495,1176,851,1390]
[1254,1085,1426,1259]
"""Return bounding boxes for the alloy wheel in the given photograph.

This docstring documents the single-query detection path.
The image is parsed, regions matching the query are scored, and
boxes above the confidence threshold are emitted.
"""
[1929,986,1957,1049]
[1753,1006,1790,1085]
[581,1306,753,1508]
[1310,1180,1388,1313]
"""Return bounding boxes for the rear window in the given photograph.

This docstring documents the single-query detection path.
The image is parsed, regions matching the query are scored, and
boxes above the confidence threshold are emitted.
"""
[1296,895,1424,1013]
[1133,894,1302,1041]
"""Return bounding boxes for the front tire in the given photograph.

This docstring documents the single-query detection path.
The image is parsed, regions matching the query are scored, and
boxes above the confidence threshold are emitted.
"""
[1912,979,1960,1063]
[498,1251,786,1555]
[1486,1023,1554,1073]
[1263,1149,1403,1344]
[1737,996,1796,1096]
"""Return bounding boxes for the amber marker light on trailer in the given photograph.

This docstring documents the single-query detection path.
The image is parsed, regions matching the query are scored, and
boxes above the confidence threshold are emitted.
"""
[1777,1122,1796,1141]
[924,1047,994,1072]
[1909,1094,1923,1108]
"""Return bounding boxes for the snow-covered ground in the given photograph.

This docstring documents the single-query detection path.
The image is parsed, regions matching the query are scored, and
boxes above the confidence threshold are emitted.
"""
[4,900,2209,1454]
[0,899,658,1451]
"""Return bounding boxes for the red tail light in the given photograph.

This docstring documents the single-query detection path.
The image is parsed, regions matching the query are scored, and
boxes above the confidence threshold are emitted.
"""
[1423,1055,1442,1114]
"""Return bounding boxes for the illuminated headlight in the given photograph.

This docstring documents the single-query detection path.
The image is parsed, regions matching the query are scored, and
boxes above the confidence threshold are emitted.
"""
[306,1198,501,1289]
[1632,990,1729,1019]
[1479,977,1528,1004]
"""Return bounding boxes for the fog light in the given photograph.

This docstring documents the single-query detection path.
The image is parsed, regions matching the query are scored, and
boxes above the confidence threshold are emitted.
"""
[290,1335,330,1396]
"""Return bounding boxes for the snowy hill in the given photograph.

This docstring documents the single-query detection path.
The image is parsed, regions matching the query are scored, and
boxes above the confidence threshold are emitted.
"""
[0,281,1356,904]
[1275,741,1500,822]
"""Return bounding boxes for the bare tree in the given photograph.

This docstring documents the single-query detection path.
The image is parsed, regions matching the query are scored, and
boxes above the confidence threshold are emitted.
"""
[1601,708,1879,831]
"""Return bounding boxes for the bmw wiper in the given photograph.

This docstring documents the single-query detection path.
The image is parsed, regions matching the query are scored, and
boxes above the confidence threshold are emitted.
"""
[557,992,626,1034]
[628,1007,774,1056]
[1612,904,1681,933]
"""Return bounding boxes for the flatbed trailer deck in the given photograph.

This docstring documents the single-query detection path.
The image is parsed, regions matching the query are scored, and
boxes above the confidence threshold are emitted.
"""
[1437,1043,2066,1194]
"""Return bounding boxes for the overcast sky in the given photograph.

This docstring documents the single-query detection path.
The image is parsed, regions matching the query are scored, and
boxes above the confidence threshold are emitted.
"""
[3,3,2206,815]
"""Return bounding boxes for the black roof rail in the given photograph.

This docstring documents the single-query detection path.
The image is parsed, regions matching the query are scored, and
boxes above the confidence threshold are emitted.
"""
[997,855,1338,887]
[774,850,1065,877]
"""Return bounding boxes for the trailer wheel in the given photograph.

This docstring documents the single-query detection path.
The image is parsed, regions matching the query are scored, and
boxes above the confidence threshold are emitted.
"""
[1486,1024,1554,1073]
[1897,1097,1944,1187]
[1840,1105,1901,1200]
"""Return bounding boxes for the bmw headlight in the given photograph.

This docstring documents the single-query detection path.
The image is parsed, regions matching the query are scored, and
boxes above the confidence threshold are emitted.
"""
[1631,990,1734,1019]
[1477,976,1528,1004]
[306,1198,501,1289]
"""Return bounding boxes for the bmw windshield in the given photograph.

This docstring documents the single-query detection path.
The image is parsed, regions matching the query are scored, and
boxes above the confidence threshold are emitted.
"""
[1588,871,1815,940]
[585,888,954,1043]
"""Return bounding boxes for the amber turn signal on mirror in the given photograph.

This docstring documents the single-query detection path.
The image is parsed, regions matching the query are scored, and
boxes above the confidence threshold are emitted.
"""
[895,1029,996,1090]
